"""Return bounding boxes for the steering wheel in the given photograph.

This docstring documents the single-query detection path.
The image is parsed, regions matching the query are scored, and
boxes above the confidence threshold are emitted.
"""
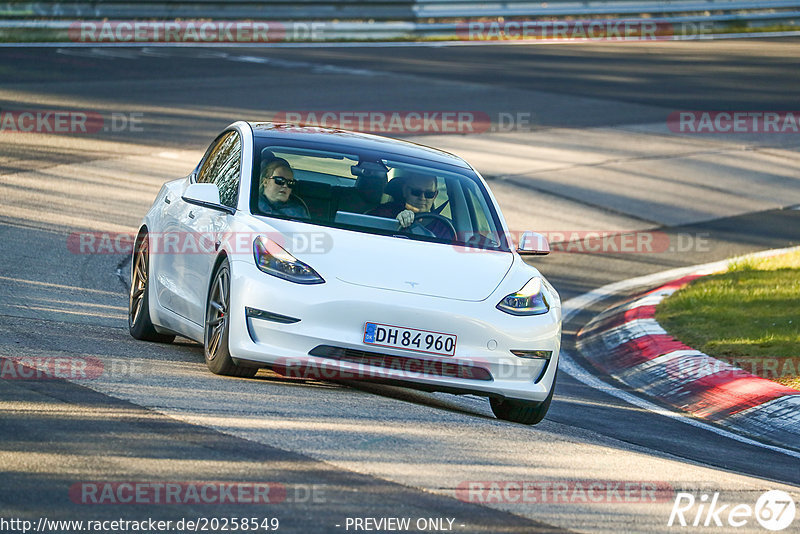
[406,212,457,240]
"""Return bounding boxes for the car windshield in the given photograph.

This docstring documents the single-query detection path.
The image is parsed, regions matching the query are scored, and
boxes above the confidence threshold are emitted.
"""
[251,141,509,251]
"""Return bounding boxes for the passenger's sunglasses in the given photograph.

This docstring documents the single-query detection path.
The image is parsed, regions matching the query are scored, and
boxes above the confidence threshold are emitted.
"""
[270,176,297,188]
[410,188,437,199]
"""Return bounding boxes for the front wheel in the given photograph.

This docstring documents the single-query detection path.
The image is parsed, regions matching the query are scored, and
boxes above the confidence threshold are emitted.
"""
[204,259,258,378]
[489,371,557,425]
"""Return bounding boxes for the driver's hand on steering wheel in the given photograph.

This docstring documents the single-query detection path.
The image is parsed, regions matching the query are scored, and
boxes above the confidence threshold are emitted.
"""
[396,209,415,228]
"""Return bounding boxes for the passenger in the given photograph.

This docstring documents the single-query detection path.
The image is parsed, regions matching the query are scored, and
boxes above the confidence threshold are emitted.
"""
[258,158,309,218]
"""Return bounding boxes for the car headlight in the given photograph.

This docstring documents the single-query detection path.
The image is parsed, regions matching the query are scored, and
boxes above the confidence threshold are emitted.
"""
[253,236,324,285]
[497,277,549,316]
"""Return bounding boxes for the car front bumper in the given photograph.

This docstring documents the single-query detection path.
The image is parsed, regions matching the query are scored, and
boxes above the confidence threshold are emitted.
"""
[227,259,561,402]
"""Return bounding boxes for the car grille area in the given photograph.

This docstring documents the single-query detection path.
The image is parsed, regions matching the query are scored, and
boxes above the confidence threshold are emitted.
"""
[307,345,493,382]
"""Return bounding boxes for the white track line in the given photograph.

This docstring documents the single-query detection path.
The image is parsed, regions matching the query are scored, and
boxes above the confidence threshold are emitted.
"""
[559,245,800,460]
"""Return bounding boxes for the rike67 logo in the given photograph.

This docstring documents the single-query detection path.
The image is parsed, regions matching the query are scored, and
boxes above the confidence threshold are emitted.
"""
[668,490,796,530]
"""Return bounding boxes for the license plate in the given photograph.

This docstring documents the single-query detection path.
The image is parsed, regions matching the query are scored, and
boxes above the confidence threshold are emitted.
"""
[363,322,457,357]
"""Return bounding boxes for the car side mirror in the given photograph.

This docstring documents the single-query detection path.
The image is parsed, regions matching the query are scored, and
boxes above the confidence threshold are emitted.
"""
[181,183,234,214]
[516,231,550,256]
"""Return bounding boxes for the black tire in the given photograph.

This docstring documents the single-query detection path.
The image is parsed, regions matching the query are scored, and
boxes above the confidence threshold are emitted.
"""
[204,259,258,378]
[490,370,557,425]
[129,232,175,343]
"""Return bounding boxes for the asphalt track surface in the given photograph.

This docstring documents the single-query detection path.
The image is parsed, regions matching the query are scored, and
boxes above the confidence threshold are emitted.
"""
[1,41,799,533]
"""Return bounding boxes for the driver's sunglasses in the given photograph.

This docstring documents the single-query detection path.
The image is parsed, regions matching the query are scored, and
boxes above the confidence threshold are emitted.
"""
[410,188,437,199]
[271,176,297,188]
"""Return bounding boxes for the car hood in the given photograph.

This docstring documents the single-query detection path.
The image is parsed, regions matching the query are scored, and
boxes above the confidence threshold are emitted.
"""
[261,219,514,302]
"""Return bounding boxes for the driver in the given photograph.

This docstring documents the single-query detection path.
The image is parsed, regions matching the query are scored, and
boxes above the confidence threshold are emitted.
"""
[369,171,452,239]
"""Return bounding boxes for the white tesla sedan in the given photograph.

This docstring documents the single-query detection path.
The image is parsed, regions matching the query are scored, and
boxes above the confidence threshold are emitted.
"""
[129,122,561,424]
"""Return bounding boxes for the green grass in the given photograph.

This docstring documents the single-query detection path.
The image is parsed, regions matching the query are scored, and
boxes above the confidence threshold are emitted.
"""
[656,249,800,390]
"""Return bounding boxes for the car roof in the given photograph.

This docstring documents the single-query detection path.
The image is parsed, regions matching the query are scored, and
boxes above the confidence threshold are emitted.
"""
[249,122,472,170]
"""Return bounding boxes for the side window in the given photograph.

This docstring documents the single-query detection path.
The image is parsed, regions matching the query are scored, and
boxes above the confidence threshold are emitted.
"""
[435,177,451,219]
[197,131,241,209]
[464,183,494,235]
